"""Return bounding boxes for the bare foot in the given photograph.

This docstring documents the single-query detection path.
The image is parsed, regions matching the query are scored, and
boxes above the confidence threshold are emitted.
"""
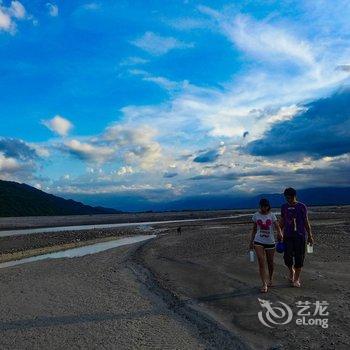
[267,280,273,287]
[260,285,268,293]
[293,280,301,288]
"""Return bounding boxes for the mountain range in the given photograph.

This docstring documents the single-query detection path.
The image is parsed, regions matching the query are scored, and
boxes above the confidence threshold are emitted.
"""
[0,180,120,217]
[67,187,350,212]
[1,179,349,216]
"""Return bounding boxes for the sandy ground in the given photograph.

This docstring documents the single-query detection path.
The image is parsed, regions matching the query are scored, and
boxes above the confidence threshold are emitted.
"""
[0,206,349,349]
[0,244,212,349]
[140,206,350,349]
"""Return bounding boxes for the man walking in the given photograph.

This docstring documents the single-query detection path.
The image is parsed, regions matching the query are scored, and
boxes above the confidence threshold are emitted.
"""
[280,188,314,287]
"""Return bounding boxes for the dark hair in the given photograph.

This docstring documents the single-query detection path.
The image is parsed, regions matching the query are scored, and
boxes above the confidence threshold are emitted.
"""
[259,198,271,211]
[284,187,297,197]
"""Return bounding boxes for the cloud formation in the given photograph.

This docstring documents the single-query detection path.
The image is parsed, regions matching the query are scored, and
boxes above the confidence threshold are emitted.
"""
[0,1,29,33]
[0,138,39,161]
[63,139,115,163]
[131,31,193,55]
[46,3,58,17]
[42,115,73,136]
[222,14,315,66]
[0,138,46,181]
[3,1,350,204]
[246,88,350,158]
[193,144,226,163]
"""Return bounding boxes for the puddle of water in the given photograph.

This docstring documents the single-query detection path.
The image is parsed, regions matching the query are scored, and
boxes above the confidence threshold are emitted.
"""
[0,214,252,238]
[0,234,156,269]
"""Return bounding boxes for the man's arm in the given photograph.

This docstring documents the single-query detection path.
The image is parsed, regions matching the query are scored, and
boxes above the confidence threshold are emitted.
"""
[304,208,314,244]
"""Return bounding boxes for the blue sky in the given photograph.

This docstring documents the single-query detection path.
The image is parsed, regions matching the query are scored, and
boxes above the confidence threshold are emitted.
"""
[0,0,350,210]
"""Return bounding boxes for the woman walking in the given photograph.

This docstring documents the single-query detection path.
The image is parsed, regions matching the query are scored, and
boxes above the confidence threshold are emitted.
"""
[249,198,283,293]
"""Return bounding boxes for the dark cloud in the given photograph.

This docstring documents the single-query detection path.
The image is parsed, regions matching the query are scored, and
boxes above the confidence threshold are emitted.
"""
[203,163,232,170]
[245,88,350,158]
[0,138,39,161]
[336,65,350,72]
[294,159,350,186]
[176,153,193,161]
[163,172,178,178]
[188,170,277,181]
[193,149,220,163]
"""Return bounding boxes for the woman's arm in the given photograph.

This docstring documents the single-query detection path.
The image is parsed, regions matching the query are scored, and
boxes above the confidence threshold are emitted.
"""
[279,207,284,229]
[279,216,284,230]
[274,221,283,242]
[249,223,257,250]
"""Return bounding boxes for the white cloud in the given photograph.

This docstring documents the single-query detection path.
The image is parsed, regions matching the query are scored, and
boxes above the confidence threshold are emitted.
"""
[0,1,29,33]
[128,69,182,91]
[0,9,12,32]
[64,139,115,163]
[221,14,315,65]
[102,123,163,170]
[49,121,163,170]
[28,143,50,158]
[119,56,149,66]
[9,1,26,19]
[46,3,58,17]
[131,31,193,55]
[42,115,73,136]
[81,2,101,11]
[0,152,21,173]
[166,17,210,31]
[116,166,134,176]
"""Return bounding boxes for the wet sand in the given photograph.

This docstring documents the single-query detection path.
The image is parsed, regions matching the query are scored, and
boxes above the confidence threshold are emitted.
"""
[0,206,348,349]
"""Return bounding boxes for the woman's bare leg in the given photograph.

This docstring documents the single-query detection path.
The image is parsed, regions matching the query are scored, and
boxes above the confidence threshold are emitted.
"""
[254,245,268,292]
[265,248,275,286]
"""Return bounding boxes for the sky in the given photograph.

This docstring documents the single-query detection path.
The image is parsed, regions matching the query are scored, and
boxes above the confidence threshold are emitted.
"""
[0,0,350,210]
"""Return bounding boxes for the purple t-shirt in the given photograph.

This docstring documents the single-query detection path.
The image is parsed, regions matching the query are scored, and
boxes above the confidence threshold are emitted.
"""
[281,202,308,237]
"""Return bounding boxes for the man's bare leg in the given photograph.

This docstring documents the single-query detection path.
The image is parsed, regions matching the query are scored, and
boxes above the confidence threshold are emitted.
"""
[293,267,302,287]
[288,266,295,282]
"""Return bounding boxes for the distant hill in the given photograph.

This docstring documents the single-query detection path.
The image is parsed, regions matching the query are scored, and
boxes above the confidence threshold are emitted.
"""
[68,186,350,212]
[2,179,349,216]
[0,180,121,217]
[254,187,350,208]
[163,187,350,211]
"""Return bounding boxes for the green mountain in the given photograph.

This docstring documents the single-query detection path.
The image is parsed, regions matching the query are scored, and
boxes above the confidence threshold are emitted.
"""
[0,180,121,217]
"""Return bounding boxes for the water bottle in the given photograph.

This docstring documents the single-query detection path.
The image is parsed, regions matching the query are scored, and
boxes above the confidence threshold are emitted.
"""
[249,250,255,262]
[307,243,313,254]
